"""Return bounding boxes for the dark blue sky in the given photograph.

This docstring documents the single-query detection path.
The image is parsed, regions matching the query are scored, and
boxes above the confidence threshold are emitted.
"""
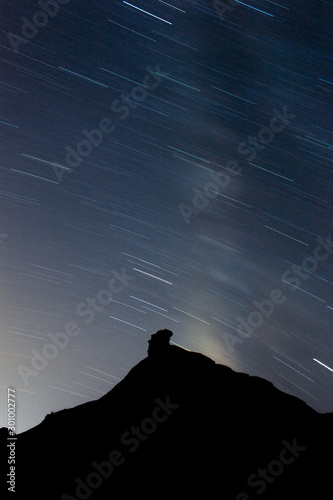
[1,0,332,432]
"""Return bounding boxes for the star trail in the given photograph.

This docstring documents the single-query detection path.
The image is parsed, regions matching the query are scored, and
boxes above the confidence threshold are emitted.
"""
[1,0,332,432]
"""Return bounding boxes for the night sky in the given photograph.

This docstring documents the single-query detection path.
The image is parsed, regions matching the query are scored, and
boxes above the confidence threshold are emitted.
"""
[1,0,332,433]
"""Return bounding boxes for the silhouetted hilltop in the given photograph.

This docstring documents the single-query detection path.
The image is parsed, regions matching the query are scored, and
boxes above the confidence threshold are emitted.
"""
[1,330,332,499]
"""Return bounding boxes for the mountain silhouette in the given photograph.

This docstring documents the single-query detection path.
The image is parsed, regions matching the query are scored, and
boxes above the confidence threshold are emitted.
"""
[1,329,332,499]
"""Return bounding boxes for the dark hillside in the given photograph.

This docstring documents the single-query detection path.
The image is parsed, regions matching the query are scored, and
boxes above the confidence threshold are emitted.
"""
[1,330,332,499]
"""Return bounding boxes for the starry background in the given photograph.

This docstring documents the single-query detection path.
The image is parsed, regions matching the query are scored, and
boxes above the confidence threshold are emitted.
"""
[1,0,332,432]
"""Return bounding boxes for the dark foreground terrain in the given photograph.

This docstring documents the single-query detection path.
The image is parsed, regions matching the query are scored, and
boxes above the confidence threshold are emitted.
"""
[1,330,332,499]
